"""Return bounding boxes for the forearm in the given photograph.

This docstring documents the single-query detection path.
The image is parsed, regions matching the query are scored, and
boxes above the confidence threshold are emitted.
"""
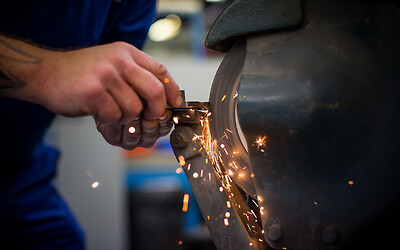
[0,34,46,101]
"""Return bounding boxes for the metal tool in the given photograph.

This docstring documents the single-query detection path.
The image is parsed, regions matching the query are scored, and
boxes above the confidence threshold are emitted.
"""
[170,0,400,249]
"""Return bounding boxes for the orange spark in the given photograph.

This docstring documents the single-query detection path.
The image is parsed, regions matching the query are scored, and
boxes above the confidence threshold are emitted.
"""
[193,172,199,178]
[178,156,186,166]
[225,212,231,218]
[221,95,227,102]
[182,194,189,212]
[173,116,179,124]
[254,136,267,149]
[176,167,183,174]
[128,126,136,134]
[314,201,318,205]
[224,218,229,226]
[164,77,170,84]
[178,240,183,246]
[227,201,232,208]
[91,181,99,189]
[348,180,354,185]
[233,91,238,98]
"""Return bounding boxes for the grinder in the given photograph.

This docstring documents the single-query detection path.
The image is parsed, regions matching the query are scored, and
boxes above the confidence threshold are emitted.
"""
[170,0,400,249]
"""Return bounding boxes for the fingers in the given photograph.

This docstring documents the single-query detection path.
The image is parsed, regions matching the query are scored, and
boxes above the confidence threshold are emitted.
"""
[123,63,167,120]
[93,90,123,124]
[128,47,182,108]
[121,119,141,150]
[96,121,123,146]
[117,110,173,150]
[105,74,143,123]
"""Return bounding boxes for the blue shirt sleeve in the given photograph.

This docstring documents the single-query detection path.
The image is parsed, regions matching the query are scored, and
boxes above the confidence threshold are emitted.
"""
[102,0,156,49]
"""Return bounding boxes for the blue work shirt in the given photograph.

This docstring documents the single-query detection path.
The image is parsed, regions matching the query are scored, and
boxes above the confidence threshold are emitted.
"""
[0,0,155,248]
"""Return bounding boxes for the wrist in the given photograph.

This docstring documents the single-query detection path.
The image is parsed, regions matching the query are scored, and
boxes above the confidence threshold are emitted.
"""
[0,35,52,105]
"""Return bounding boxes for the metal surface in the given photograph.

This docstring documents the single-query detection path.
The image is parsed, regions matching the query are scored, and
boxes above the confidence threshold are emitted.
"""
[205,0,303,52]
[171,0,400,249]
[170,42,269,249]
[236,1,400,249]
[170,124,267,250]
[208,38,257,198]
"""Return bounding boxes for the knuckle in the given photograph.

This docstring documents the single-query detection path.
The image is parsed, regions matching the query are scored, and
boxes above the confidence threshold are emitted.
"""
[156,63,168,77]
[112,41,129,49]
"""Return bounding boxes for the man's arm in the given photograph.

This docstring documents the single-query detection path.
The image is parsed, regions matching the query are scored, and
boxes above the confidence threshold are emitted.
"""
[0,35,41,93]
[0,34,182,149]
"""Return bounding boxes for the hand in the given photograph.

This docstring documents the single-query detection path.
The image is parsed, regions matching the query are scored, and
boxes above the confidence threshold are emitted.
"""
[33,42,182,123]
[0,37,182,149]
[96,110,173,149]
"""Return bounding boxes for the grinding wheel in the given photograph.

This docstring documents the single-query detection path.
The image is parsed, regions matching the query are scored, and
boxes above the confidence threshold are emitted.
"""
[208,38,256,197]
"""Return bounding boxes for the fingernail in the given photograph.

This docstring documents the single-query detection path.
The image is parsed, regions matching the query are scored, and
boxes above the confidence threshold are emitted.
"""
[176,95,183,107]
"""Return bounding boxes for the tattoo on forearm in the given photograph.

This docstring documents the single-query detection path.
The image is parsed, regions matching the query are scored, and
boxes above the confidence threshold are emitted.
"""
[0,67,25,91]
[0,37,41,92]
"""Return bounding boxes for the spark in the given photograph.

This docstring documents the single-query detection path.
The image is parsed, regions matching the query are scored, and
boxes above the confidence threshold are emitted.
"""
[249,243,253,246]
[348,180,354,185]
[193,172,199,178]
[314,201,318,205]
[228,169,234,176]
[225,212,231,218]
[250,173,255,178]
[224,218,229,226]
[178,156,186,166]
[176,167,183,174]
[173,116,179,124]
[233,91,238,99]
[128,126,136,134]
[220,144,225,148]
[91,181,99,189]
[254,136,267,149]
[250,209,257,218]
[182,194,189,212]
[164,77,170,84]
[221,95,227,102]
[219,187,224,192]
[178,240,183,246]
[227,201,231,208]
[231,161,238,169]
[200,169,204,177]
[187,163,191,170]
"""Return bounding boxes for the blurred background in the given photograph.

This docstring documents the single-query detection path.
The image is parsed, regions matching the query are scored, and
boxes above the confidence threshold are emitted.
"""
[45,0,232,249]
